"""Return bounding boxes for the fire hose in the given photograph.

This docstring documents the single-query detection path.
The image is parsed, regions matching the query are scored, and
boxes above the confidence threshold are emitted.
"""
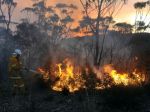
[23,68,42,76]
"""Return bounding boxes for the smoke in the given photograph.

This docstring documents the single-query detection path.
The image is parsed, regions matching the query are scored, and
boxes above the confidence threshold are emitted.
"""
[37,30,132,75]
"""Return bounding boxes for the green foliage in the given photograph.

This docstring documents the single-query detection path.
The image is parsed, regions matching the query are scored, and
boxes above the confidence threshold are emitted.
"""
[14,22,50,68]
[134,1,150,32]
[114,22,133,34]
[134,1,147,9]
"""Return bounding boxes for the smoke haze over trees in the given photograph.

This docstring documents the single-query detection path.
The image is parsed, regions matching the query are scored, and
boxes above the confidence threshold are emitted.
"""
[0,0,149,78]
[0,0,150,111]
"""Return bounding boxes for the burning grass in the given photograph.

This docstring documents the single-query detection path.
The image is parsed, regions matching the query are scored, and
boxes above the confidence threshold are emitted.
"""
[37,59,146,93]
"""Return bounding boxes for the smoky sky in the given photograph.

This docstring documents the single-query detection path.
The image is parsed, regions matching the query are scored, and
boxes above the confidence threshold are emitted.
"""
[13,0,139,25]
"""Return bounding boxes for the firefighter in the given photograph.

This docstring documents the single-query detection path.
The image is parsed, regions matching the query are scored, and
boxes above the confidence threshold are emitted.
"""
[8,49,25,95]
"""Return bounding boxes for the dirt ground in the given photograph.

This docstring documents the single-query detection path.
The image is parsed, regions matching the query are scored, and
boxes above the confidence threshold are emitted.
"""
[0,85,150,112]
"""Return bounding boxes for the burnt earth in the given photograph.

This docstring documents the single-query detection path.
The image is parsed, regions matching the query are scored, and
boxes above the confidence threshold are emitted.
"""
[0,85,150,112]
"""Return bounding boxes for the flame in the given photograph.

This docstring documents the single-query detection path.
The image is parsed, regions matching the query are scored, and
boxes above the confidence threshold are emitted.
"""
[52,59,86,93]
[38,59,85,93]
[102,65,145,86]
[37,68,50,81]
[38,60,146,92]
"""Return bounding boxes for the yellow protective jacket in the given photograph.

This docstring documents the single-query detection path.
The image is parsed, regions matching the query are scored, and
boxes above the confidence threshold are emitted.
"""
[9,56,22,73]
[8,56,24,88]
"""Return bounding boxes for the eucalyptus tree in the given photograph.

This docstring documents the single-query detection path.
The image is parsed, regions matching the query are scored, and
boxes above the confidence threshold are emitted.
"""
[134,1,150,32]
[22,0,77,38]
[0,0,17,31]
[21,1,78,63]
[114,22,133,34]
[79,0,127,67]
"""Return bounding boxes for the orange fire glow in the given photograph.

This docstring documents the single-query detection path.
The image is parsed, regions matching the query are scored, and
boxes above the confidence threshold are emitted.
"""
[38,59,85,93]
[103,65,145,86]
[38,59,145,92]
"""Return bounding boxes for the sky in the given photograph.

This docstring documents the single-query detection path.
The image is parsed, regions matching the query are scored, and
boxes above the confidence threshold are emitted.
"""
[12,0,146,28]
